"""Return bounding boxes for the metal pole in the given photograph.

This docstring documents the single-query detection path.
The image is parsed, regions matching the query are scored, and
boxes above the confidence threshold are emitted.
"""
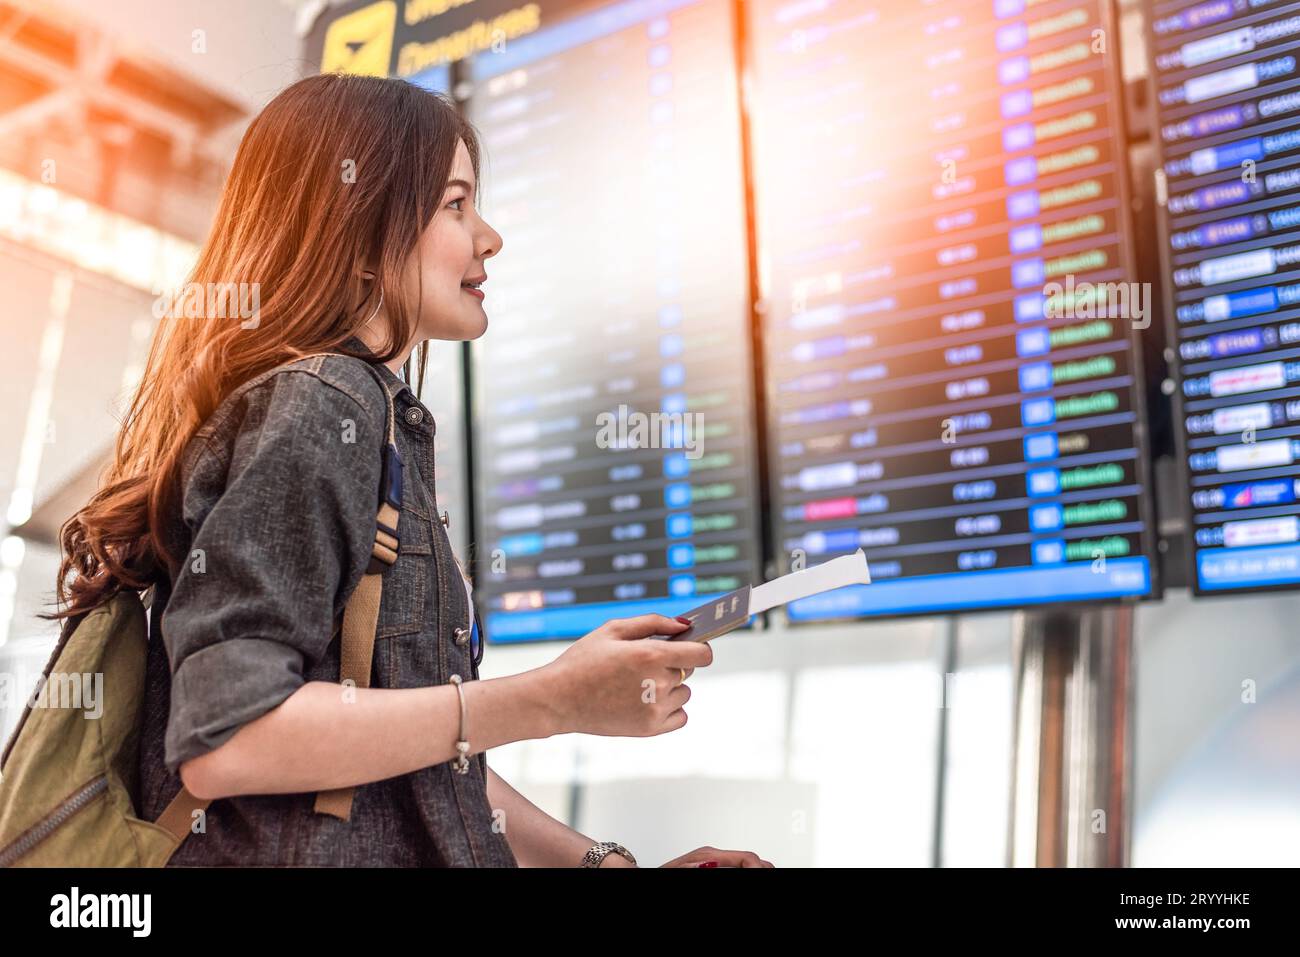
[932,616,958,868]
[1008,605,1135,867]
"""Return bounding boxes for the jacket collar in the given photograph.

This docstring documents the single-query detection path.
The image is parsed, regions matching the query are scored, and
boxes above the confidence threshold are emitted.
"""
[339,334,414,401]
[337,334,439,437]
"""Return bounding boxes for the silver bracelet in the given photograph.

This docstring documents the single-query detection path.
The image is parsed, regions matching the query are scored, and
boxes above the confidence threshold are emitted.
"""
[448,674,470,775]
[580,841,637,868]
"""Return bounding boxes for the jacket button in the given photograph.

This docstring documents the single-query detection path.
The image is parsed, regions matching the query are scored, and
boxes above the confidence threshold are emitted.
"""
[453,627,470,646]
[440,510,450,527]
[405,407,424,426]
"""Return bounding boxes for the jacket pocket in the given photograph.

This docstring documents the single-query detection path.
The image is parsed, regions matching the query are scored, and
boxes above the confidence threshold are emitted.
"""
[375,502,430,639]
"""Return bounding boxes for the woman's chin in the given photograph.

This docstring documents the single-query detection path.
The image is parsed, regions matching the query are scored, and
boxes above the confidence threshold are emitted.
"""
[421,314,487,342]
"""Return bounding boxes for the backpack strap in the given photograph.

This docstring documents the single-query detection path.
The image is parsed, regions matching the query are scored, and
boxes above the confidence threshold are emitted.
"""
[155,350,403,840]
[312,356,402,820]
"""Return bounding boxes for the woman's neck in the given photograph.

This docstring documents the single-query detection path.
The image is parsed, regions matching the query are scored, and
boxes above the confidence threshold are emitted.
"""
[355,309,417,374]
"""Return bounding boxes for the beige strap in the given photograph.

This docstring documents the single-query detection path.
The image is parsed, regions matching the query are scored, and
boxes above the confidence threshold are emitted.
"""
[311,506,397,820]
[311,354,399,820]
[371,501,400,566]
[159,527,394,832]
[156,787,210,844]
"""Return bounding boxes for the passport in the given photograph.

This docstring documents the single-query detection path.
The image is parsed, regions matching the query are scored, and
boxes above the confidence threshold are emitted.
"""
[667,549,871,642]
[669,586,754,643]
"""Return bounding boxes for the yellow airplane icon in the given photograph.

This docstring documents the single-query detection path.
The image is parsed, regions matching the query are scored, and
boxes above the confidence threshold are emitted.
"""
[321,1,398,77]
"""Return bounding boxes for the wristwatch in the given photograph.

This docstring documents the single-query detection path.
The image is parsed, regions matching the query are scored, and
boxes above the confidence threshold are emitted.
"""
[580,841,637,868]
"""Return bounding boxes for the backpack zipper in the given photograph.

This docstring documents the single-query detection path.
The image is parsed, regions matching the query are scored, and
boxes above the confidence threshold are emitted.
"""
[0,774,107,867]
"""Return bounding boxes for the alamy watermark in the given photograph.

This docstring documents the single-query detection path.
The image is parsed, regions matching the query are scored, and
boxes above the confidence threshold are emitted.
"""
[595,404,705,459]
[151,281,261,328]
[50,887,150,936]
[1042,274,1150,328]
[0,668,103,719]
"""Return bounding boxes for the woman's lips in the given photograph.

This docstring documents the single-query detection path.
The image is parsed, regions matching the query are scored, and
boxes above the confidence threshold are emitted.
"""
[462,285,485,300]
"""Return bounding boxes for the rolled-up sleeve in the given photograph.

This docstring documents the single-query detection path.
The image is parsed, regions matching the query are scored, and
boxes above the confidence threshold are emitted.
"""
[161,369,384,775]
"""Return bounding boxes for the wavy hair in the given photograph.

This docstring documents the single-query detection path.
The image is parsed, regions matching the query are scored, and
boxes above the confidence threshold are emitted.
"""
[51,73,481,618]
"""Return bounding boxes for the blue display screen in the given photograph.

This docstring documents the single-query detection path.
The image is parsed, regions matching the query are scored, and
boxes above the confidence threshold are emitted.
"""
[466,0,763,641]
[750,0,1157,619]
[1150,0,1300,594]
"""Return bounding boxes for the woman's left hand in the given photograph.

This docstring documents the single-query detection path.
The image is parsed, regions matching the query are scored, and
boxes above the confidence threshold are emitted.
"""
[659,846,775,868]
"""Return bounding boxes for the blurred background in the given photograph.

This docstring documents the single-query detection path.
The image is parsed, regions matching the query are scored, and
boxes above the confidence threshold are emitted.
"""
[0,0,1297,867]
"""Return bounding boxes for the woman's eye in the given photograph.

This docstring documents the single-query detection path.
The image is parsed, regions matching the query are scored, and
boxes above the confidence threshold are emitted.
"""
[448,196,466,211]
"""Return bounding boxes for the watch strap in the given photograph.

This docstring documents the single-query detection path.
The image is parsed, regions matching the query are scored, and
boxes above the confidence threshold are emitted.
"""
[580,841,637,868]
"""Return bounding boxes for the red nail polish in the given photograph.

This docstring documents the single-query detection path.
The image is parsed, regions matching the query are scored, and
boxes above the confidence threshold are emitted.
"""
[699,860,719,868]
[676,616,693,625]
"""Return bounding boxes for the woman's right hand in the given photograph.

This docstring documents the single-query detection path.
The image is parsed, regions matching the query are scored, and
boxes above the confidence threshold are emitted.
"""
[541,614,714,737]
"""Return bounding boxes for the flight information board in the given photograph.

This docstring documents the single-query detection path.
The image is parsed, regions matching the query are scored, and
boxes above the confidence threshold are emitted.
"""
[466,0,762,641]
[751,0,1157,620]
[1150,0,1300,595]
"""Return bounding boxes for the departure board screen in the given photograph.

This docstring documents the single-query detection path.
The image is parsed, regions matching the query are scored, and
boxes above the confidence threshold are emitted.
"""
[1150,0,1300,595]
[466,0,762,641]
[751,0,1157,620]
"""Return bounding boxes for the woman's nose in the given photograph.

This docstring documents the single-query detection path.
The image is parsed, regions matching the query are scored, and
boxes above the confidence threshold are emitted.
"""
[480,220,502,258]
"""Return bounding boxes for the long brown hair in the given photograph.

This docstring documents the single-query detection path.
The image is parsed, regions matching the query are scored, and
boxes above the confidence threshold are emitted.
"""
[51,73,481,619]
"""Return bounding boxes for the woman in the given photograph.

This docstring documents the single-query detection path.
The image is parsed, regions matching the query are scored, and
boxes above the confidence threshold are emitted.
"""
[54,73,772,868]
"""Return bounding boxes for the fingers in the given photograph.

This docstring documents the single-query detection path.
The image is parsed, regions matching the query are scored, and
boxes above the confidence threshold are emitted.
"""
[654,638,714,669]
[655,707,689,733]
[698,849,772,868]
[604,614,690,640]
[647,684,692,735]
[664,682,691,711]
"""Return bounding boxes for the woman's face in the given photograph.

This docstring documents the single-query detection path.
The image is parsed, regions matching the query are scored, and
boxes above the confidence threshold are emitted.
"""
[404,137,502,342]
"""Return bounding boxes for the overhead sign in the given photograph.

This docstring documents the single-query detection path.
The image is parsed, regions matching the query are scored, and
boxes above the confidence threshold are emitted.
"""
[307,0,544,79]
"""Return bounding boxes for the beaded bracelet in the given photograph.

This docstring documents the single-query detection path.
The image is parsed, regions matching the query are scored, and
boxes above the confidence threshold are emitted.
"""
[448,674,470,774]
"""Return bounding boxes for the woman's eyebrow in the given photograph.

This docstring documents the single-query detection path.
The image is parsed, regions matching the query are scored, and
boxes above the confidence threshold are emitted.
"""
[446,178,477,198]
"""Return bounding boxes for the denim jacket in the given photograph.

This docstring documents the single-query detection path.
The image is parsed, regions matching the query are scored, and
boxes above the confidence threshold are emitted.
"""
[137,339,518,866]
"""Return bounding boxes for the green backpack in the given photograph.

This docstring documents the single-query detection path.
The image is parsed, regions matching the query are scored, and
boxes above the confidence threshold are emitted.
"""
[0,352,403,866]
